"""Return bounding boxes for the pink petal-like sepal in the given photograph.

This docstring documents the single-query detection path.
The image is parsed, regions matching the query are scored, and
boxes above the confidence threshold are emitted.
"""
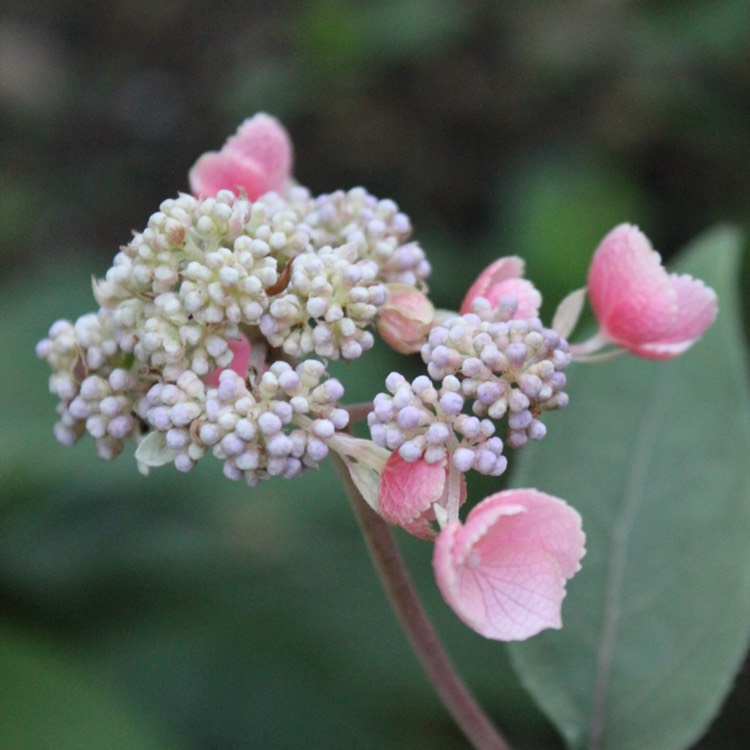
[376,283,436,354]
[204,334,252,388]
[628,274,718,360]
[587,224,717,359]
[378,452,466,540]
[433,489,585,640]
[188,113,293,199]
[460,256,541,319]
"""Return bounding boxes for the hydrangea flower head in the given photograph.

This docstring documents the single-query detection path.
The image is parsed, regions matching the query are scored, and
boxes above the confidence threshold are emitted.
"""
[587,224,718,360]
[433,489,585,640]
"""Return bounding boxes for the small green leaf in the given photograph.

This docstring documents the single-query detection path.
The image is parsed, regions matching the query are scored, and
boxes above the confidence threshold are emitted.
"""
[508,226,750,750]
[134,431,177,468]
[552,287,587,339]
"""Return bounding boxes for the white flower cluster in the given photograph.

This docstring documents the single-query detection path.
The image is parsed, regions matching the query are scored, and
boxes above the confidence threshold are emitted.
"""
[35,313,136,458]
[369,372,508,476]
[368,313,571,475]
[265,185,431,288]
[38,183,431,477]
[137,360,348,485]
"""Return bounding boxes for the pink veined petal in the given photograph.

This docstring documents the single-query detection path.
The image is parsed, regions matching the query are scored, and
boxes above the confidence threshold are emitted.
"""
[189,151,268,200]
[588,224,678,347]
[224,114,293,189]
[630,273,718,360]
[378,451,466,539]
[460,256,526,315]
[433,489,585,641]
[378,453,447,540]
[204,335,252,388]
[188,113,293,199]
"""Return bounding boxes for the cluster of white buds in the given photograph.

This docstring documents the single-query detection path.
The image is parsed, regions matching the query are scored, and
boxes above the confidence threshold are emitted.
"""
[37,166,436,480]
[35,313,138,457]
[265,186,432,288]
[368,311,571,475]
[139,370,208,471]
[198,360,349,485]
[133,360,348,485]
[259,243,388,360]
[368,372,508,476]
[92,191,314,375]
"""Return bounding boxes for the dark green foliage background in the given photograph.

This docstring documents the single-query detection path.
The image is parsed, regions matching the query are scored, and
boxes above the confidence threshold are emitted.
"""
[2,2,750,748]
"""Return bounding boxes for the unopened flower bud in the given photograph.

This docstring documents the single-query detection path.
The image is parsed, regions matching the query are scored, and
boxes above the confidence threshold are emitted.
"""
[376,283,435,355]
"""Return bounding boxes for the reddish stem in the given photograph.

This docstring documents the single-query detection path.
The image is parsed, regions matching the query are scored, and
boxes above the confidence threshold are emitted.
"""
[332,454,514,750]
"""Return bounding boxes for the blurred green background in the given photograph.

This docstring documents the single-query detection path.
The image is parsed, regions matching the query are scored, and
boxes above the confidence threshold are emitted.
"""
[2,1,750,748]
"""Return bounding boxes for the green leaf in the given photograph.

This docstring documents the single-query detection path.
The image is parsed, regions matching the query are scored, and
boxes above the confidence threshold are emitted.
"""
[508,226,750,750]
[0,624,180,750]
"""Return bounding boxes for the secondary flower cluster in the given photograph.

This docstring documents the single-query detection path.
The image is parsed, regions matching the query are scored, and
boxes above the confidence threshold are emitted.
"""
[37,113,718,643]
[368,310,570,483]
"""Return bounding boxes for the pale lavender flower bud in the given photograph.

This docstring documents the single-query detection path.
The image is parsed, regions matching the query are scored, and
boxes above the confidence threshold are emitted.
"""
[166,428,189,450]
[452,448,475,472]
[397,406,422,430]
[508,410,533,430]
[426,422,450,444]
[267,434,293,457]
[236,450,260,471]
[223,462,243,481]
[399,440,424,462]
[306,439,328,462]
[235,418,256,441]
[505,343,527,367]
[312,419,335,439]
[508,389,530,412]
[423,445,446,464]
[385,372,406,392]
[528,420,547,441]
[108,415,134,439]
[221,433,246,457]
[439,392,463,415]
[258,412,282,435]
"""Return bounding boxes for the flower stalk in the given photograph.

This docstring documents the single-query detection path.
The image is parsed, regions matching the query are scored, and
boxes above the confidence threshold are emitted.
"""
[331,452,514,750]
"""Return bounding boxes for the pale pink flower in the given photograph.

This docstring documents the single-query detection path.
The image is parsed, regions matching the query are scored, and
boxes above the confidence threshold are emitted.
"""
[433,489,585,641]
[204,334,252,388]
[376,283,436,355]
[460,256,541,319]
[378,452,466,540]
[188,113,293,199]
[587,224,718,360]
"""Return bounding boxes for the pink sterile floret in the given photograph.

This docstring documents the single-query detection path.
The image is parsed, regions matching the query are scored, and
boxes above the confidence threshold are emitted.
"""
[204,334,252,388]
[378,452,465,540]
[587,224,718,360]
[460,256,542,319]
[189,113,293,199]
[433,489,585,641]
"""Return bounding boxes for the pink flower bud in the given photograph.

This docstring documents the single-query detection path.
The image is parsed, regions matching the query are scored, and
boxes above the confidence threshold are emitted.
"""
[378,452,466,540]
[588,224,718,360]
[376,283,436,355]
[460,256,542,319]
[188,113,293,199]
[433,489,585,641]
[204,334,251,388]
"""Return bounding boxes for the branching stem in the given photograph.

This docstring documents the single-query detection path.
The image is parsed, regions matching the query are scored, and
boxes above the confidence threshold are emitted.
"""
[344,401,374,424]
[332,453,514,750]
